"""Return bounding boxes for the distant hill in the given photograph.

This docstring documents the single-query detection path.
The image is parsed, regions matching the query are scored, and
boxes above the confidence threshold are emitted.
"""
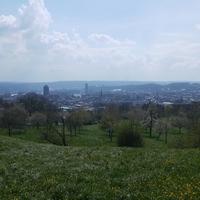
[0,81,199,93]
[119,82,200,92]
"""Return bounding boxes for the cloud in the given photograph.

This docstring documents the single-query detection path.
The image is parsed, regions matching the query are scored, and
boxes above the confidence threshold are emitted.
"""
[0,15,16,28]
[41,30,89,63]
[0,0,52,59]
[138,41,200,81]
[41,32,70,44]
[17,0,51,33]
[89,34,120,46]
[89,33,136,47]
[0,0,51,37]
[1,0,200,82]
[0,0,53,81]
[34,30,140,81]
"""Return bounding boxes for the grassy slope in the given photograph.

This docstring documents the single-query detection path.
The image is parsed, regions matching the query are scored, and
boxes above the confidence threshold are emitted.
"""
[0,126,200,199]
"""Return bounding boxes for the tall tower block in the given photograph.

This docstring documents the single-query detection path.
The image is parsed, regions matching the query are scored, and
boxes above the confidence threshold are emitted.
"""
[43,85,49,96]
[85,83,88,94]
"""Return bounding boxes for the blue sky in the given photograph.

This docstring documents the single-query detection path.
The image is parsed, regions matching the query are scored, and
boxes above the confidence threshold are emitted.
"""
[1,0,200,82]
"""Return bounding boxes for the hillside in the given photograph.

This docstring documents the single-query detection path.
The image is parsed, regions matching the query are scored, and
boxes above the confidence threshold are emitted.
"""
[1,81,200,92]
[0,133,200,199]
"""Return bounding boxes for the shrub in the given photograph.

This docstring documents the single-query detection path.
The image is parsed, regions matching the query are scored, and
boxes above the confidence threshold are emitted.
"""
[117,121,144,147]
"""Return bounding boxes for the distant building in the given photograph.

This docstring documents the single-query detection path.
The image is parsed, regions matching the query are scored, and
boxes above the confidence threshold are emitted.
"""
[85,83,88,94]
[43,85,49,96]
[100,90,103,97]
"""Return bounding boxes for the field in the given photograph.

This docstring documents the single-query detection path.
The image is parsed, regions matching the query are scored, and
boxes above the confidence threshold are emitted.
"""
[0,125,200,199]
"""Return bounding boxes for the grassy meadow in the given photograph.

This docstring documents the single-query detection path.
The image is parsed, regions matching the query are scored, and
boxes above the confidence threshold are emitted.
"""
[0,125,200,199]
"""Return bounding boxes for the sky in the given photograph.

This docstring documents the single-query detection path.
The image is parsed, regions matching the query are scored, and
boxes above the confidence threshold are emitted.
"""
[1,0,200,82]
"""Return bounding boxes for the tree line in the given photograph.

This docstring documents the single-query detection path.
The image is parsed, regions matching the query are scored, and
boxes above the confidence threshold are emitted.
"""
[0,93,95,146]
[0,92,200,148]
[99,101,200,147]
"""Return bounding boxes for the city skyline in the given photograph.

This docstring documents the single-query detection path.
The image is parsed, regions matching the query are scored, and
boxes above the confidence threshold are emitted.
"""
[1,0,200,82]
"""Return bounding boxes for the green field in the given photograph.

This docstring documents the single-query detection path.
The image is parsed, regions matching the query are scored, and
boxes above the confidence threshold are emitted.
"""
[0,125,200,199]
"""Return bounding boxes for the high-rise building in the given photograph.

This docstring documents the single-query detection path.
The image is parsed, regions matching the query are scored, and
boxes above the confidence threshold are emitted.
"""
[85,83,88,94]
[43,85,49,96]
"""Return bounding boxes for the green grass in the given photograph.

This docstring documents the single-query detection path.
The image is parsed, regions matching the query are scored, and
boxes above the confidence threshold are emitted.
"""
[0,125,117,147]
[0,127,46,144]
[65,125,117,147]
[0,125,172,148]
[0,125,200,199]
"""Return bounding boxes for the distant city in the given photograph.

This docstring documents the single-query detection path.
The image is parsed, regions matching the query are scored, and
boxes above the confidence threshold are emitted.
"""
[1,81,200,111]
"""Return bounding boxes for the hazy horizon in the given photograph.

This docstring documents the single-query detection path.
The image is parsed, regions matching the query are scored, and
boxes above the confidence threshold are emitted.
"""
[1,1,200,82]
[2,79,200,85]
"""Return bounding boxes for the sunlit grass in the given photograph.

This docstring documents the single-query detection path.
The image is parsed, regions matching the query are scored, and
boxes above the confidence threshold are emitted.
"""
[0,124,172,148]
[0,134,199,199]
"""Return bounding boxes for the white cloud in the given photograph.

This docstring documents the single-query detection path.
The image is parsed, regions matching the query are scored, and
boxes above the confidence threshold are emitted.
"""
[89,33,136,47]
[137,40,200,81]
[17,0,51,33]
[1,0,200,82]
[0,15,16,28]
[41,32,70,44]
[0,0,51,38]
[0,0,52,60]
[89,34,120,46]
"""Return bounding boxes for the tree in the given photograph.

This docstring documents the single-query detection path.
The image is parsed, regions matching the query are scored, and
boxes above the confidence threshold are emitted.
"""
[142,107,157,137]
[0,98,12,109]
[154,118,172,144]
[128,107,146,125]
[171,112,188,134]
[99,104,121,141]
[18,92,56,116]
[41,111,68,146]
[106,119,115,142]
[1,104,27,136]
[100,115,116,141]
[64,108,90,137]
[164,105,175,118]
[65,112,74,137]
[30,111,47,130]
[104,104,121,121]
[93,103,104,122]
[71,109,85,135]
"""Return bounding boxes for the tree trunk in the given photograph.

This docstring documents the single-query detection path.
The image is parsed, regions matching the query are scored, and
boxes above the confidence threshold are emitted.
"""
[149,126,152,138]
[179,127,182,134]
[149,111,153,137]
[62,118,67,146]
[8,129,11,137]
[165,131,168,144]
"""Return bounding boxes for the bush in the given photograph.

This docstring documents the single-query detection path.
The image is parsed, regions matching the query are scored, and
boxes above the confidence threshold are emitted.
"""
[117,121,144,147]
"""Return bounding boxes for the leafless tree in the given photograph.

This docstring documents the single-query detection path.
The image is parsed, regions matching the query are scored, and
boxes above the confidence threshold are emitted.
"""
[1,104,27,136]
[155,118,172,144]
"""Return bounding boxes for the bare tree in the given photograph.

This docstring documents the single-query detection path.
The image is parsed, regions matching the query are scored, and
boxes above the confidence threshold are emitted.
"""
[100,114,116,141]
[30,111,47,130]
[128,107,146,125]
[171,112,188,134]
[154,118,172,144]
[99,104,122,141]
[18,92,57,116]
[41,111,68,146]
[1,104,27,136]
[142,108,157,137]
